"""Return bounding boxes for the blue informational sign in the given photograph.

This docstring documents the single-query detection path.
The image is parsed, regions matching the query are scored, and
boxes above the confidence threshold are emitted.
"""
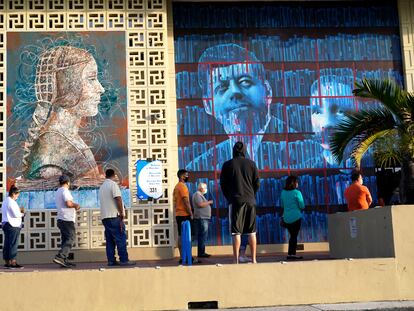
[135,160,163,200]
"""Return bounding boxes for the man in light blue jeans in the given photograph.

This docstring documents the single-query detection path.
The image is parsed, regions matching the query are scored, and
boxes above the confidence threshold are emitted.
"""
[192,182,213,258]
[99,169,136,267]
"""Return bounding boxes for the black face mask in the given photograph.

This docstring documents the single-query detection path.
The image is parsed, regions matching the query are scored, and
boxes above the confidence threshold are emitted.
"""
[183,177,189,182]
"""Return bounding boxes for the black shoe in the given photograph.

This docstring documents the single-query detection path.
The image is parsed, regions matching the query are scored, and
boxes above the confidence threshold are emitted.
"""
[198,253,211,258]
[179,257,200,264]
[119,261,136,267]
[8,263,24,269]
[65,260,76,267]
[53,256,70,268]
[108,261,120,267]
[4,264,10,269]
[286,255,303,260]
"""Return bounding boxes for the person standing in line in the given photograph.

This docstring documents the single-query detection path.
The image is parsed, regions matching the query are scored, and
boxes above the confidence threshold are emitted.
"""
[280,175,305,260]
[192,182,213,258]
[220,141,260,264]
[99,169,135,266]
[1,185,24,269]
[53,175,80,268]
[344,170,373,211]
[228,204,251,263]
[173,169,197,263]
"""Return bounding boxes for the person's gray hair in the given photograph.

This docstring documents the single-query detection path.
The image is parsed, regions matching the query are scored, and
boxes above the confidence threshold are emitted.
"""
[198,182,207,191]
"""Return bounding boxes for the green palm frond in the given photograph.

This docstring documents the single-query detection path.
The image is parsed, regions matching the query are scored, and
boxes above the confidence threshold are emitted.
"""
[373,132,403,168]
[352,129,397,167]
[406,92,414,122]
[329,108,396,164]
[353,79,407,123]
[399,132,414,159]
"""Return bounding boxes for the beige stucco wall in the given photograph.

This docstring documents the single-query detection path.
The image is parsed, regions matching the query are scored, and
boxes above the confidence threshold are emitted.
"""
[0,258,400,311]
[0,205,412,310]
[328,206,395,259]
[0,0,411,262]
[392,205,414,299]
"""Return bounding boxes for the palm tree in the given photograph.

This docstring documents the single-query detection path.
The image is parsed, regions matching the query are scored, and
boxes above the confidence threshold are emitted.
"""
[329,78,414,204]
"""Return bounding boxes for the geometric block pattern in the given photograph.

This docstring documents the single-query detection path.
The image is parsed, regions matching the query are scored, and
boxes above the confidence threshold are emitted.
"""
[399,0,414,92]
[1,0,175,250]
[1,207,172,251]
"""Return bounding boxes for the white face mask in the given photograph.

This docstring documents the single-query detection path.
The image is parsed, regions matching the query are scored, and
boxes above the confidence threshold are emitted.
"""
[202,188,208,195]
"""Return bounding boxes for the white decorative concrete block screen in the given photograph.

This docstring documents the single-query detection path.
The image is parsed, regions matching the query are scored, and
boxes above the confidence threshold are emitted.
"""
[0,0,174,250]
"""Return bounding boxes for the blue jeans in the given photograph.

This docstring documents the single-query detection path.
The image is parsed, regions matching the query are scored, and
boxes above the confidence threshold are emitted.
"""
[57,219,75,259]
[194,218,209,256]
[102,217,129,263]
[2,222,21,261]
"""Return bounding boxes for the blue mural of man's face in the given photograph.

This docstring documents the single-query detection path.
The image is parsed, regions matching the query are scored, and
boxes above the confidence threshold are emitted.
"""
[204,63,272,135]
[310,79,354,132]
[311,81,354,166]
[311,98,349,133]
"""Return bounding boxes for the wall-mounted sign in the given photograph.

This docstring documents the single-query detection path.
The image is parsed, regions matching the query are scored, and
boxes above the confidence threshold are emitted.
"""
[135,160,163,200]
[349,217,357,239]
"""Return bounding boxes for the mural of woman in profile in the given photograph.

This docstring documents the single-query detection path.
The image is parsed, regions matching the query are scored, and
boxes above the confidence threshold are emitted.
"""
[21,46,105,186]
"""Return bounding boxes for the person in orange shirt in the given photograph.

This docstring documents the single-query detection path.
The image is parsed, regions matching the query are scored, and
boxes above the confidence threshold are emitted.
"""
[173,169,193,259]
[344,170,373,211]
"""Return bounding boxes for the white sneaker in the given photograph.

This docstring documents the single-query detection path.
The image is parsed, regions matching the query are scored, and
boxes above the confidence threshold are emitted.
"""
[239,255,251,263]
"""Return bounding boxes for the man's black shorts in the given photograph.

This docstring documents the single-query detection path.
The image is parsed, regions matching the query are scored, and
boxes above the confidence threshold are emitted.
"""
[176,216,192,236]
[230,202,256,235]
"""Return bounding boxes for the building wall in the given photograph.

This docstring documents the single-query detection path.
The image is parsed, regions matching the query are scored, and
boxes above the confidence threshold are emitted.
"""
[0,0,413,257]
[0,0,177,255]
[172,1,403,245]
[399,0,414,91]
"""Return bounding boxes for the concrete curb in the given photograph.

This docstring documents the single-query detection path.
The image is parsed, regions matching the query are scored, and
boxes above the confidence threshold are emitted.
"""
[215,301,414,311]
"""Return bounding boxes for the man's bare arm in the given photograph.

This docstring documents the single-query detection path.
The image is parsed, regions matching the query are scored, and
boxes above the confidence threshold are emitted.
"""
[114,196,125,218]
[65,200,80,210]
[183,197,193,217]
[198,200,213,208]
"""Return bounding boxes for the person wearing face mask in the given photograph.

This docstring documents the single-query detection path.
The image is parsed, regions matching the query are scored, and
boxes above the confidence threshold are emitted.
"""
[344,170,373,211]
[192,182,213,258]
[173,169,194,262]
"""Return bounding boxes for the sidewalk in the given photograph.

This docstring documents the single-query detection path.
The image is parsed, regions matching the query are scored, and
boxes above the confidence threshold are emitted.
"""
[219,301,414,311]
[0,251,331,273]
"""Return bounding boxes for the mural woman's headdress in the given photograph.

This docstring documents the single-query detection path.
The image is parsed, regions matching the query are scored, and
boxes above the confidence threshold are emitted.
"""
[23,46,93,175]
